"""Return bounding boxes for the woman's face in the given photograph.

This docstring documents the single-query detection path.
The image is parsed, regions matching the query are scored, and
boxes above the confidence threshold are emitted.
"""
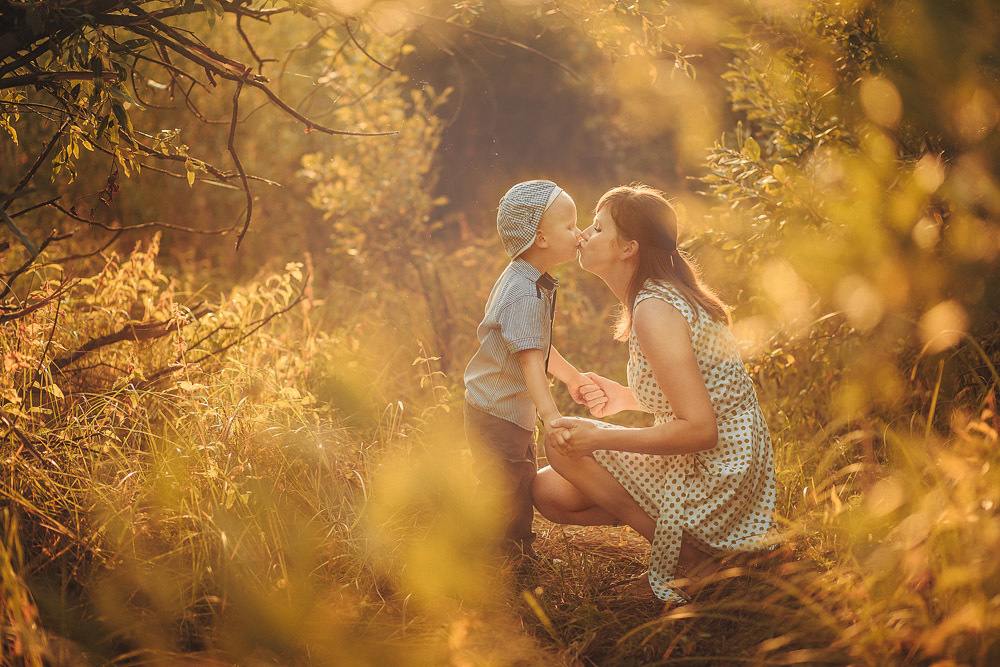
[579,207,624,275]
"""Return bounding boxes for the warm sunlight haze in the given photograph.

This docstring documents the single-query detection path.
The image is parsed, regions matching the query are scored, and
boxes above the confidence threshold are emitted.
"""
[1,0,998,664]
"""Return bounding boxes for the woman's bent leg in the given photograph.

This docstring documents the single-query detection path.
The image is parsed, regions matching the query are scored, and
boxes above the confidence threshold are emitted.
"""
[545,446,656,542]
[533,466,618,526]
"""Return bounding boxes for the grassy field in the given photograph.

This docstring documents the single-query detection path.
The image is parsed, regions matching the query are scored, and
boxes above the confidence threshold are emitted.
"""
[3,237,998,665]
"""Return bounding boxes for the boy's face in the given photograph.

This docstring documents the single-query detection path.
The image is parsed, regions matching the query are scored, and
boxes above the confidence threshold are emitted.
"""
[536,193,581,264]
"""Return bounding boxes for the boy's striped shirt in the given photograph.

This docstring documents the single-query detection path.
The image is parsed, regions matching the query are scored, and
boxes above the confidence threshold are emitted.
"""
[464,259,558,431]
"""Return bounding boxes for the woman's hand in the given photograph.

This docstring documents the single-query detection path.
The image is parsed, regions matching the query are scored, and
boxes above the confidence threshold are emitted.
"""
[548,417,603,458]
[581,372,635,417]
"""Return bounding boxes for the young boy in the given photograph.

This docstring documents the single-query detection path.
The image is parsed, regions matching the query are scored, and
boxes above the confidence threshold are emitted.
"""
[463,179,599,561]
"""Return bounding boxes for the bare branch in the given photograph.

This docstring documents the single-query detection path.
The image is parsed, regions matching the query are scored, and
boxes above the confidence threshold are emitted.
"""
[0,71,123,91]
[229,78,254,251]
[237,13,276,75]
[0,231,65,302]
[140,286,306,388]
[43,230,122,265]
[0,277,77,324]
[179,79,230,124]
[49,202,235,235]
[125,20,396,137]
[3,121,68,212]
[0,411,50,465]
[409,10,581,81]
[279,26,335,95]
[11,198,61,219]
[1,208,39,256]
[344,19,396,72]
[51,303,211,371]
[129,62,174,110]
[135,50,207,89]
[0,36,55,78]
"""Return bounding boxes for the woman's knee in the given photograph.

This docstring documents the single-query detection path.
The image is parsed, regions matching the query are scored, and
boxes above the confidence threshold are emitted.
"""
[531,468,562,521]
[543,443,585,478]
[532,467,583,523]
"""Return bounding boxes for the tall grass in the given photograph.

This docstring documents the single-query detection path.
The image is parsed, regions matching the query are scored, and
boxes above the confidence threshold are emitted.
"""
[518,325,1000,665]
[3,236,999,665]
[0,239,544,664]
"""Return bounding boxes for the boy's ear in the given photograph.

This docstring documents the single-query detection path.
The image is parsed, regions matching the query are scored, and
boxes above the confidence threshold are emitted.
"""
[619,239,638,260]
[534,231,549,249]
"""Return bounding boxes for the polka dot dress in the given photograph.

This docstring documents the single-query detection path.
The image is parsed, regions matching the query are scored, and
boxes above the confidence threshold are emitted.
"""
[592,279,776,603]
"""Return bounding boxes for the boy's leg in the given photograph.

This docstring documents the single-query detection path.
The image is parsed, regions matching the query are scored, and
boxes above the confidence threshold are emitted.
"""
[464,403,538,555]
[506,436,537,552]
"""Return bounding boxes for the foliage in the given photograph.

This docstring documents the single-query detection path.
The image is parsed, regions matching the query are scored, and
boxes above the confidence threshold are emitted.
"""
[0,238,532,663]
[2,0,1000,664]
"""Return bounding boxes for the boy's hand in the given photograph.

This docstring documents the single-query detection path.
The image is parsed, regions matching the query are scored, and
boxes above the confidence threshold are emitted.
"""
[544,420,572,452]
[567,374,609,414]
[542,413,568,451]
[549,417,601,458]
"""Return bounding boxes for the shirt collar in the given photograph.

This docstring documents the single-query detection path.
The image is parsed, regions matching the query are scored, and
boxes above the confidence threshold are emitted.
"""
[510,258,559,291]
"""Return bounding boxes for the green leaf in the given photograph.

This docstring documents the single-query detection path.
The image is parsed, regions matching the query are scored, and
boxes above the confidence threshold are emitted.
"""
[743,136,761,162]
[108,86,146,111]
[111,103,128,128]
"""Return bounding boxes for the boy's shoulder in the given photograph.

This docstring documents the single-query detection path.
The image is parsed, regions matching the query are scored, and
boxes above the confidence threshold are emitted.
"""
[482,261,551,322]
[490,263,543,302]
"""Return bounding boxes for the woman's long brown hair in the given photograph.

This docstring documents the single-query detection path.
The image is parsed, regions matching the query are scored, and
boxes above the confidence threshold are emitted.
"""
[597,184,730,341]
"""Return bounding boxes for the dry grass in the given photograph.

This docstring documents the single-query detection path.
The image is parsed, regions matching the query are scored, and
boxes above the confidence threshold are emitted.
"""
[2,240,999,666]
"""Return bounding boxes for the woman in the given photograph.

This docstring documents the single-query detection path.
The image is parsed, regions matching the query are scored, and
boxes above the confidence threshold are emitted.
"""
[535,184,776,605]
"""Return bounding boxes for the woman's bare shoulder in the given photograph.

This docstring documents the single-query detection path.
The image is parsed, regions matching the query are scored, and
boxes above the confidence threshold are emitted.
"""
[633,298,690,341]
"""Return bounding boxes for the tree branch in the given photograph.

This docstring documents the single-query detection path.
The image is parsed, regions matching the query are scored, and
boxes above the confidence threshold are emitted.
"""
[229,78,254,250]
[50,303,211,371]
[237,13,275,75]
[1,208,38,256]
[0,277,77,324]
[125,20,396,137]
[49,202,236,235]
[0,71,122,91]
[139,287,306,388]
[344,19,395,72]
[2,121,68,212]
[0,231,66,303]
[409,10,580,81]
[0,411,50,465]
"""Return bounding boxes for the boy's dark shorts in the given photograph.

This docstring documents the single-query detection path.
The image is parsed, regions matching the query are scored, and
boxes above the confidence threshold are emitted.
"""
[463,402,538,551]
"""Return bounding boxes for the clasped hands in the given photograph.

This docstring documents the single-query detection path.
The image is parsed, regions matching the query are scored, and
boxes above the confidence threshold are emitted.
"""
[547,372,616,459]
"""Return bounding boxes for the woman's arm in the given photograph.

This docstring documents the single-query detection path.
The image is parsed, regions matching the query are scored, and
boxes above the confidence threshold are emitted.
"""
[581,371,641,415]
[553,299,718,456]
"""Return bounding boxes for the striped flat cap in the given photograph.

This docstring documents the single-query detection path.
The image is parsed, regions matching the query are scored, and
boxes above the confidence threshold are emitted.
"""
[497,180,564,258]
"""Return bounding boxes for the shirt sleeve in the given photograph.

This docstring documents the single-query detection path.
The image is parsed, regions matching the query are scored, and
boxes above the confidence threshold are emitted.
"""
[498,295,547,353]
